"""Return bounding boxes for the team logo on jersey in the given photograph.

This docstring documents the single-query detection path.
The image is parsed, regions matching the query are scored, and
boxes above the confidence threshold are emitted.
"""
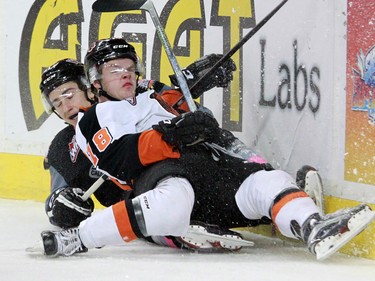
[126,96,137,106]
[68,135,80,163]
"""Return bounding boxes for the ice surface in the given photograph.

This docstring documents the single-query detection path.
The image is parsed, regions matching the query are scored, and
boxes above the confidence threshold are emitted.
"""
[1,198,375,281]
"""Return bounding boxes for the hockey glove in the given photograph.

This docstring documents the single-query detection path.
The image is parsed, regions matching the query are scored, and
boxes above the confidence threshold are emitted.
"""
[46,187,94,229]
[169,54,236,98]
[152,111,220,148]
[136,79,169,95]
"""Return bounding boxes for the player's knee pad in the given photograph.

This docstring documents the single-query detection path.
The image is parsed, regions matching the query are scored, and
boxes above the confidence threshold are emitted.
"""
[235,169,299,220]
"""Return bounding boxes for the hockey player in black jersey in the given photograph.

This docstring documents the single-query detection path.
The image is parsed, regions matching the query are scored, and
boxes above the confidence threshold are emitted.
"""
[40,59,132,229]
[40,38,375,260]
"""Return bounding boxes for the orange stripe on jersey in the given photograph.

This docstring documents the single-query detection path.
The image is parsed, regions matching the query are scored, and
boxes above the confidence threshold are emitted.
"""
[151,91,181,116]
[110,178,133,191]
[161,89,190,112]
[271,191,308,222]
[138,130,180,166]
[112,201,138,243]
[79,105,92,112]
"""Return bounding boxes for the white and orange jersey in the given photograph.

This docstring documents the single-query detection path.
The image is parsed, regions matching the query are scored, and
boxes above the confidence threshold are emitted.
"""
[75,90,181,185]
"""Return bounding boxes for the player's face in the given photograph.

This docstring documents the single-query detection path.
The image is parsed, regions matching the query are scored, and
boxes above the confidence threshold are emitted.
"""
[98,58,138,100]
[48,81,91,127]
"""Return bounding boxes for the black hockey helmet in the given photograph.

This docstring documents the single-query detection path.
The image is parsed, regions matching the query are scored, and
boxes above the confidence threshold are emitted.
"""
[85,38,143,86]
[40,59,90,115]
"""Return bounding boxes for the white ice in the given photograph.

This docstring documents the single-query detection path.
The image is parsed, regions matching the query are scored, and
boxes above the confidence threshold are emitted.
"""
[1,198,375,281]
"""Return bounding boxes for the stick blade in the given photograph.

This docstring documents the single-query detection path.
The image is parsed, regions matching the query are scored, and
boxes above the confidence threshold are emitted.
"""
[92,0,147,12]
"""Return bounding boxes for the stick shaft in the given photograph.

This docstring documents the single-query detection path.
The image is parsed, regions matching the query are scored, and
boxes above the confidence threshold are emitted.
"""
[93,0,197,111]
[81,175,108,201]
[190,0,288,93]
[92,0,287,109]
[143,1,197,112]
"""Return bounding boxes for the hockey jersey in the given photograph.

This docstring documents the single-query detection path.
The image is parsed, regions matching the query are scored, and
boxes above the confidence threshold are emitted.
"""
[45,125,130,207]
[75,89,271,228]
[75,90,181,184]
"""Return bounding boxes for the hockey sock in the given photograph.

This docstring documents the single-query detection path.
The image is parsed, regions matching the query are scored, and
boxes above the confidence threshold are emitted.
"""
[79,200,142,248]
[272,195,320,239]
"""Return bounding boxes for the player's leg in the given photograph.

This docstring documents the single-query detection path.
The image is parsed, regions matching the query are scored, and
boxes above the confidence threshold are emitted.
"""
[42,177,194,256]
[235,169,375,260]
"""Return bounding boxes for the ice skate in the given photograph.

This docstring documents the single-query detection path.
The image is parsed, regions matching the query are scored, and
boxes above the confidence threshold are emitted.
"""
[296,165,325,214]
[179,221,254,251]
[41,228,87,257]
[300,204,375,260]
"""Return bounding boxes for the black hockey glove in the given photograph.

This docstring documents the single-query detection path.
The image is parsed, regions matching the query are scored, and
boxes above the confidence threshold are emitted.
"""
[169,54,237,98]
[136,79,169,95]
[46,187,94,229]
[152,111,220,148]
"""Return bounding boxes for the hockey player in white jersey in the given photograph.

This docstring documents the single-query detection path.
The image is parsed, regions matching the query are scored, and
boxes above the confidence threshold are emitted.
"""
[40,38,373,260]
[39,51,256,249]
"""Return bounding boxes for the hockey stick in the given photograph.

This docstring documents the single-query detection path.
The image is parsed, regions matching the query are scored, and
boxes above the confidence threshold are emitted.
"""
[92,0,197,112]
[81,174,108,201]
[92,0,288,160]
[93,0,288,107]
[190,0,288,93]
[172,0,288,107]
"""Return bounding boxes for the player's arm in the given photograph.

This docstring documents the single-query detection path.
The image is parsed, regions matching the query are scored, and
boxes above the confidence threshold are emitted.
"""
[159,89,211,114]
[98,131,181,183]
[142,54,236,113]
[152,111,221,150]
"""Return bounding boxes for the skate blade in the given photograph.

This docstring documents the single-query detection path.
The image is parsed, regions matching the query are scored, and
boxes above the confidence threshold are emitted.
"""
[305,170,325,214]
[25,239,44,255]
[181,225,254,250]
[315,206,375,260]
[219,234,254,250]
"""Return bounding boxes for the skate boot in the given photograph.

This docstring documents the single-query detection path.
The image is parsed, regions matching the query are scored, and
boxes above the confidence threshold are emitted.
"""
[295,204,375,260]
[296,165,325,214]
[179,221,254,251]
[41,228,87,257]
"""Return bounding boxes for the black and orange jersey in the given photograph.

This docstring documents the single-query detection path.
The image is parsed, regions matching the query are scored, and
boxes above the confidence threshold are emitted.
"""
[76,90,181,184]
[45,125,130,208]
[75,87,272,229]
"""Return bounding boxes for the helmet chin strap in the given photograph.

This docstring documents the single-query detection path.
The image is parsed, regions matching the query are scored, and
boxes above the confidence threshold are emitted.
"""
[95,79,120,101]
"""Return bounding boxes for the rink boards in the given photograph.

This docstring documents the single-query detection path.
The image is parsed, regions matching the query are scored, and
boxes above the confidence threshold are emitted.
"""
[0,152,374,259]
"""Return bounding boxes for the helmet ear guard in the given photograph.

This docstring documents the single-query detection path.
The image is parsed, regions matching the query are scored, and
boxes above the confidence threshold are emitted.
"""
[134,55,145,77]
[87,66,101,88]
[41,92,55,115]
